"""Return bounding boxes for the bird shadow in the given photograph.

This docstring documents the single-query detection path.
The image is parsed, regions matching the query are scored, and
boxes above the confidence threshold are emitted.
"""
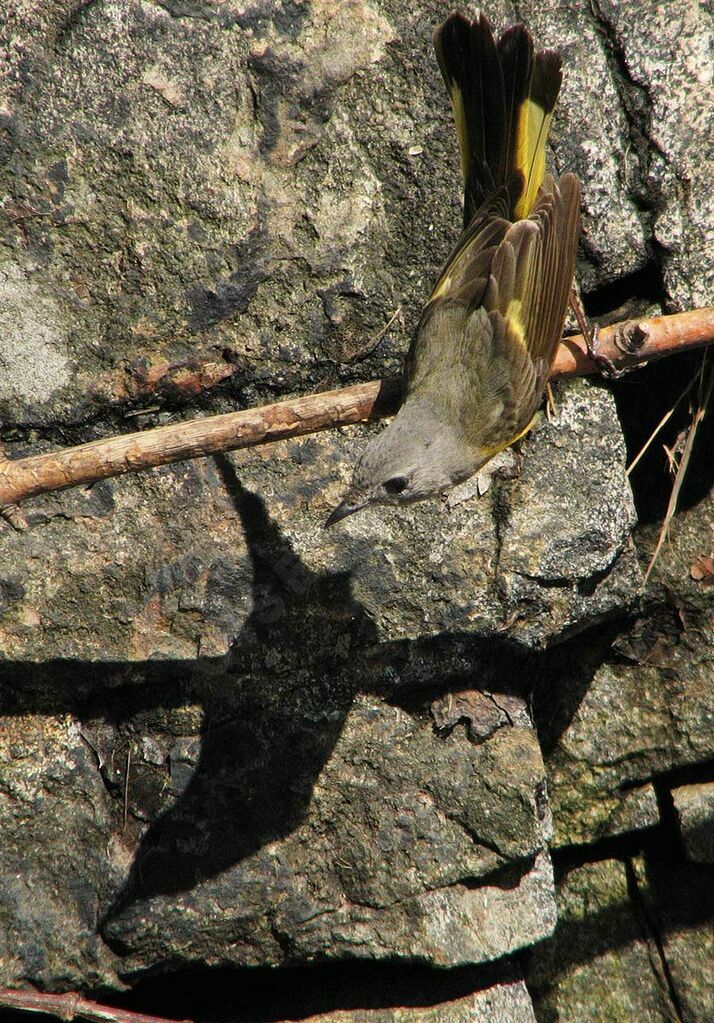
[101,453,381,922]
[0,453,615,938]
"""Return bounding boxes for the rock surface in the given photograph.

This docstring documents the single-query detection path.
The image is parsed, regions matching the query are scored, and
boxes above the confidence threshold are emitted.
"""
[633,854,714,1023]
[0,713,121,989]
[0,0,712,1020]
[102,694,555,971]
[0,379,638,663]
[273,978,538,1023]
[527,858,681,1023]
[529,853,714,1023]
[672,782,714,863]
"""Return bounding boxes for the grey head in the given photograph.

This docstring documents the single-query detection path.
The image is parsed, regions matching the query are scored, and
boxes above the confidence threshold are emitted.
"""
[325,398,479,526]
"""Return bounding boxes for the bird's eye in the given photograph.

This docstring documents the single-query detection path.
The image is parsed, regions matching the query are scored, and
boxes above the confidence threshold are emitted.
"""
[383,476,408,495]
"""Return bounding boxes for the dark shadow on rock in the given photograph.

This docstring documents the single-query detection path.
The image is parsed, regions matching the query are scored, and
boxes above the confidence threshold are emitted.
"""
[109,956,524,1023]
[526,836,714,997]
[101,455,379,921]
[529,618,627,758]
[0,467,637,949]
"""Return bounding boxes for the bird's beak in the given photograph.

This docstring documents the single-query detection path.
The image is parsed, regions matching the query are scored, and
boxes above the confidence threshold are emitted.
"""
[324,498,366,528]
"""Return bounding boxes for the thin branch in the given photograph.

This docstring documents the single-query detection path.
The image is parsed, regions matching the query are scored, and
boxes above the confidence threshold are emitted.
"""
[0,987,191,1023]
[0,307,712,520]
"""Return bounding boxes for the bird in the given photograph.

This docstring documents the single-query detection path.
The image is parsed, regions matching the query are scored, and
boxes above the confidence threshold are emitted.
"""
[326,9,580,527]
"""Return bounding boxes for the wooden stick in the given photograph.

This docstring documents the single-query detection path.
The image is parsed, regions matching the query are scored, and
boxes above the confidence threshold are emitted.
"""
[0,987,191,1023]
[1,307,713,520]
[551,307,714,377]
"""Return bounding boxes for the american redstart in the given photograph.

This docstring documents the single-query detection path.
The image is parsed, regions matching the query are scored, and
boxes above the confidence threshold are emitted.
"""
[327,9,580,526]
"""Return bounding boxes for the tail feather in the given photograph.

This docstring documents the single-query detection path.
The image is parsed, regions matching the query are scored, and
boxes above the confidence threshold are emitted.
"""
[433,11,562,225]
[514,48,562,217]
[496,25,534,195]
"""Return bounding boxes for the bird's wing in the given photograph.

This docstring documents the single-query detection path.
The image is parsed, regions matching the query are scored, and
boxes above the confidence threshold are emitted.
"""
[481,172,580,389]
[427,185,514,309]
[406,173,580,453]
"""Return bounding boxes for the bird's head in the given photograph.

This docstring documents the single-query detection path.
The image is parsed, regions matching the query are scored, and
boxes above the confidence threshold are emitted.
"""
[325,400,477,526]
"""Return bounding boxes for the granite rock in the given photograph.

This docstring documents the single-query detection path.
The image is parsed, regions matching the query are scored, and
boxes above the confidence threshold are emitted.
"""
[527,859,675,1023]
[671,781,714,864]
[102,693,555,972]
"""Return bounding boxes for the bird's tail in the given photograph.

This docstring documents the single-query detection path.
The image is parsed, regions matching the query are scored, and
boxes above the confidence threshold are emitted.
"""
[433,11,562,226]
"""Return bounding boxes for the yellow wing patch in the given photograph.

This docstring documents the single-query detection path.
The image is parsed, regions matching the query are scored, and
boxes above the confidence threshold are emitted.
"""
[431,273,453,299]
[505,297,527,347]
[480,412,538,460]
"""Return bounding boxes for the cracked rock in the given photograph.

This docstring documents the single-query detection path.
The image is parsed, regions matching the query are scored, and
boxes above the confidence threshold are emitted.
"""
[527,858,677,1022]
[630,854,714,1023]
[102,694,555,973]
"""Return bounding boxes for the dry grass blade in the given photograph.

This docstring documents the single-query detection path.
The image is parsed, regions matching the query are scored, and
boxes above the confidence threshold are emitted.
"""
[348,306,403,362]
[644,351,714,583]
[626,376,697,476]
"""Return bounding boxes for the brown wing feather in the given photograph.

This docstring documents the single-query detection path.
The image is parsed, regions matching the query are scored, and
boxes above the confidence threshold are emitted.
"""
[428,183,514,302]
[480,172,580,393]
[406,173,580,455]
[405,187,513,383]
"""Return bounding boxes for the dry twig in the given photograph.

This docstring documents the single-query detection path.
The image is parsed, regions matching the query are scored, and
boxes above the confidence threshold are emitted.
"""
[0,987,191,1023]
[0,307,712,522]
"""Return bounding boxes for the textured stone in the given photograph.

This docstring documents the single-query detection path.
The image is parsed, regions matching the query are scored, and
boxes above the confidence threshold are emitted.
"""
[0,713,121,988]
[593,0,714,309]
[278,978,537,1023]
[631,854,714,1023]
[527,859,674,1023]
[497,379,640,646]
[671,782,714,863]
[531,852,714,1022]
[520,0,714,308]
[0,262,72,406]
[537,477,714,847]
[539,653,714,848]
[102,694,555,972]
[0,0,399,426]
[0,381,640,665]
[595,783,660,843]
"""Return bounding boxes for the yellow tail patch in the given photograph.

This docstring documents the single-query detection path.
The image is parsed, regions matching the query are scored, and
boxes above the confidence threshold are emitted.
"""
[514,98,553,219]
